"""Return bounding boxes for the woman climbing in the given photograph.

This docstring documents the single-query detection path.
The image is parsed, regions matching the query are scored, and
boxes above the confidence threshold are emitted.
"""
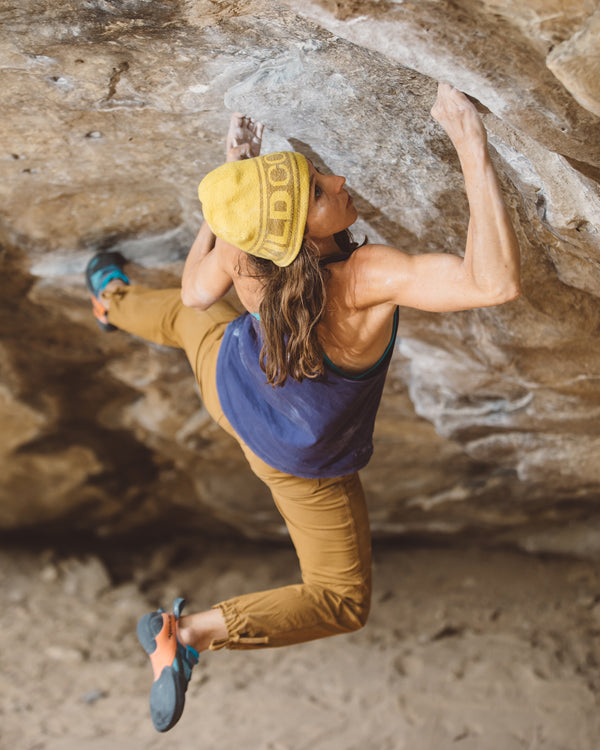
[85,83,520,732]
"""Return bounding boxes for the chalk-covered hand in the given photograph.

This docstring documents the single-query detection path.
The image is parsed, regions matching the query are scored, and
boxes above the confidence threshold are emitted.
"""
[431,83,487,153]
[226,113,264,162]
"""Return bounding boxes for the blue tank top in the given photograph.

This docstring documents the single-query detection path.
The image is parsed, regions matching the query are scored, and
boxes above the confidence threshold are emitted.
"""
[216,310,399,478]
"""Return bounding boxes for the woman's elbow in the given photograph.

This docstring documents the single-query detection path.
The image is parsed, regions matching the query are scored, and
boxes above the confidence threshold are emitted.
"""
[483,265,521,306]
[494,280,521,305]
[180,285,212,310]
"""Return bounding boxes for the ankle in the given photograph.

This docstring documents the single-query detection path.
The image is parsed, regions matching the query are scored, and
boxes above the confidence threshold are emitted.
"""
[100,280,127,308]
[178,608,227,653]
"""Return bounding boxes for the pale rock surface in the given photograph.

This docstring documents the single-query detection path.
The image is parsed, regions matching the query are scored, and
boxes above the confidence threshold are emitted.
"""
[547,10,600,119]
[1,0,599,555]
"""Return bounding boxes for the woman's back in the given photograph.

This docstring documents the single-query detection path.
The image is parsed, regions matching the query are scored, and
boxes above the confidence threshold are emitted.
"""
[217,239,398,377]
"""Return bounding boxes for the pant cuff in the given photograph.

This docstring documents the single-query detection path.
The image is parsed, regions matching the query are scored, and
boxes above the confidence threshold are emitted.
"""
[208,602,270,651]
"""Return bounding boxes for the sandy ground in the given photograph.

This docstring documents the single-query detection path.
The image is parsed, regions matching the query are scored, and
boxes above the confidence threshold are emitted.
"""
[2,535,600,750]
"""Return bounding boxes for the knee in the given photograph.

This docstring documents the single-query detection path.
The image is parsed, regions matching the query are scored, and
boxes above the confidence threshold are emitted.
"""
[349,585,371,630]
[333,583,371,632]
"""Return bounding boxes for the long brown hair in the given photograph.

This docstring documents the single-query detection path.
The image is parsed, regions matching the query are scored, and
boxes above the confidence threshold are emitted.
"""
[248,229,359,386]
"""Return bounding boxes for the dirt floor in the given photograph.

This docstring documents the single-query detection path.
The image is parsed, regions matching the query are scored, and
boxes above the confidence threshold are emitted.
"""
[2,535,600,750]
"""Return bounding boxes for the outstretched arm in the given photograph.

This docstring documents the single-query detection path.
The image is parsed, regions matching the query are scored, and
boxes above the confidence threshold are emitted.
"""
[181,114,264,309]
[355,84,520,313]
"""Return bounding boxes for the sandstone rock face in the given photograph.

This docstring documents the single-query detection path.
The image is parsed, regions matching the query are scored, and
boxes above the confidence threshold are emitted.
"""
[1,0,599,555]
[547,10,600,119]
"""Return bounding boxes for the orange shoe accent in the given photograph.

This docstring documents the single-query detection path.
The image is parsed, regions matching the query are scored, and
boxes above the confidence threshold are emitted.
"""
[149,613,178,682]
[91,295,109,323]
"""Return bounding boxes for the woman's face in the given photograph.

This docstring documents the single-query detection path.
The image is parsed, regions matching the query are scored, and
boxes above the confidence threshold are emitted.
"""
[304,160,358,243]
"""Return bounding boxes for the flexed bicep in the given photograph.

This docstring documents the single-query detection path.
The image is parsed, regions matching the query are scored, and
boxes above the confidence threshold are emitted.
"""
[353,244,514,314]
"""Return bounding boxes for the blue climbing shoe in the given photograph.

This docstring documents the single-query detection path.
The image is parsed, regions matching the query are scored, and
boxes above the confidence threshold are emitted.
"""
[136,597,199,733]
[85,251,129,331]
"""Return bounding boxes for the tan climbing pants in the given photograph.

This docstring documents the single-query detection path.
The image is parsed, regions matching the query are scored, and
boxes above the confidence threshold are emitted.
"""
[107,286,372,649]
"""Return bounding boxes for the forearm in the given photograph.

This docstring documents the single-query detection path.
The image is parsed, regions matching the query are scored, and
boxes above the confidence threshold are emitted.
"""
[181,221,223,308]
[182,221,215,279]
[430,84,520,305]
[181,112,263,309]
[459,145,521,302]
[181,221,216,302]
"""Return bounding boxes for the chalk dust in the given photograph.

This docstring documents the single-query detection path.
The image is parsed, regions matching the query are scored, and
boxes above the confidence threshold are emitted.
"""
[2,538,599,750]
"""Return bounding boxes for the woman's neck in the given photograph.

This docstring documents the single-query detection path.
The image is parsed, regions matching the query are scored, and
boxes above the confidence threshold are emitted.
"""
[314,234,342,259]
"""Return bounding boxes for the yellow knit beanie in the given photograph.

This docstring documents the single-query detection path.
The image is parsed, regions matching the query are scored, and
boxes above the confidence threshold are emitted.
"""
[198,151,309,267]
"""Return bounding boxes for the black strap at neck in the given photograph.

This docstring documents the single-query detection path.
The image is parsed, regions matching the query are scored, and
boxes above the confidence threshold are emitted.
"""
[319,252,352,267]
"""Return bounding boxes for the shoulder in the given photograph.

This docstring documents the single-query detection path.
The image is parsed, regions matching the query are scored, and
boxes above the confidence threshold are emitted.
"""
[329,243,413,310]
[338,243,413,275]
[214,238,245,271]
[354,242,412,264]
[214,238,265,313]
